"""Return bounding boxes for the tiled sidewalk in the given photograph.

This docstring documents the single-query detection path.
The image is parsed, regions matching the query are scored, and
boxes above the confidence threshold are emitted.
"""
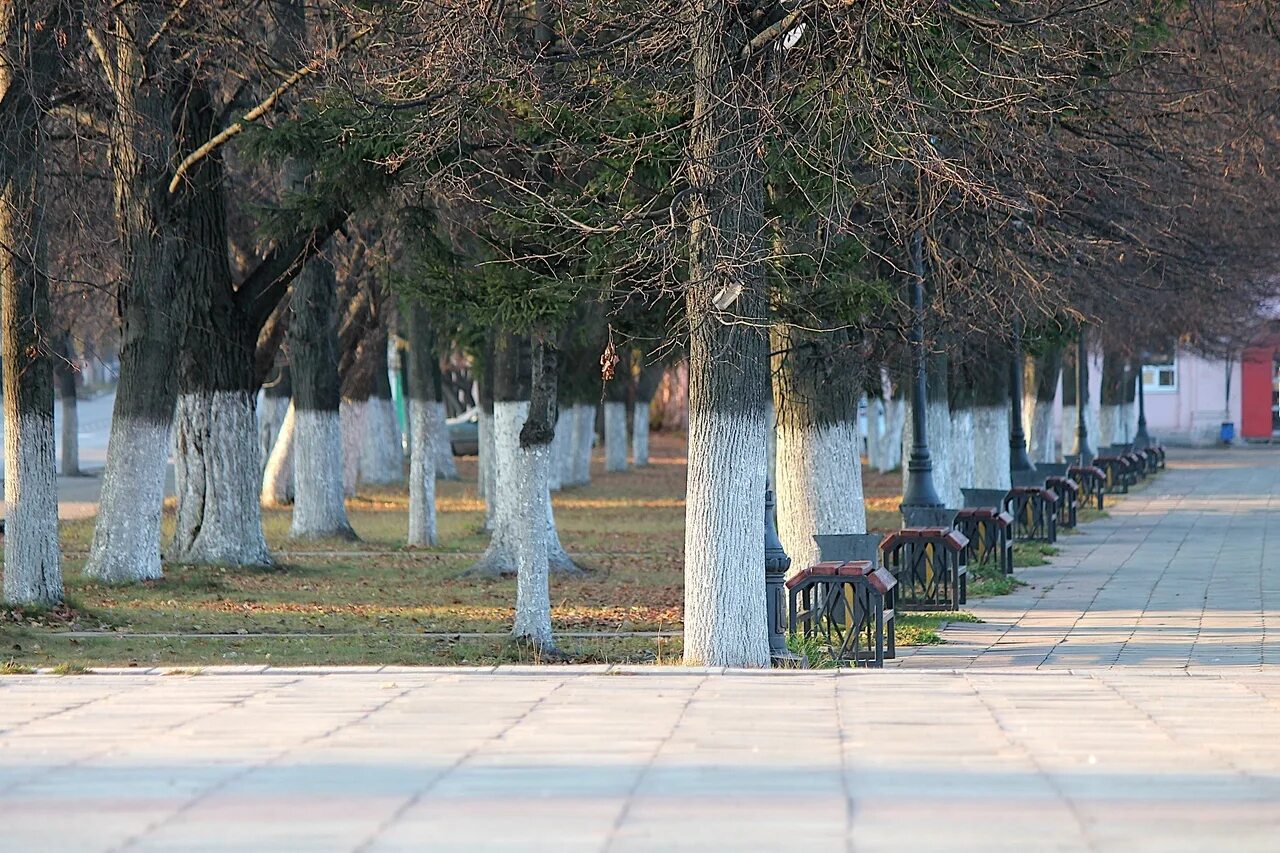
[3,447,1280,851]
[897,446,1280,670]
[3,668,1280,852]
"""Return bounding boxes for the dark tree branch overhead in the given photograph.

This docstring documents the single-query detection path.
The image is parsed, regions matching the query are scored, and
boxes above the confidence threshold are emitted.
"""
[237,207,351,331]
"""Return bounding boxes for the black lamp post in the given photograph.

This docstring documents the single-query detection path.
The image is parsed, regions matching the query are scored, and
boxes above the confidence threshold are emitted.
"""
[764,490,804,667]
[1134,357,1152,448]
[901,229,943,512]
[1076,328,1094,466]
[1009,317,1034,472]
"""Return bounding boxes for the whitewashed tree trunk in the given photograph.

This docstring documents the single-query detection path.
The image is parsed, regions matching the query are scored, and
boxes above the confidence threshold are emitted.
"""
[685,411,769,667]
[260,400,296,505]
[339,399,363,497]
[407,399,438,546]
[970,405,1012,490]
[433,400,459,480]
[468,401,521,576]
[359,396,404,485]
[290,409,356,539]
[167,392,272,565]
[603,401,628,472]
[1099,404,1122,449]
[511,428,554,648]
[775,419,865,572]
[866,399,885,471]
[3,413,61,604]
[1030,400,1057,463]
[569,404,594,486]
[549,408,572,490]
[257,393,290,478]
[632,401,651,466]
[85,418,170,583]
[479,408,496,530]
[882,398,905,472]
[949,407,976,492]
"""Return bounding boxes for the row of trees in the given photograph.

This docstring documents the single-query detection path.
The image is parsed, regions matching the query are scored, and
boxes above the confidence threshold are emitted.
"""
[2,1,1276,665]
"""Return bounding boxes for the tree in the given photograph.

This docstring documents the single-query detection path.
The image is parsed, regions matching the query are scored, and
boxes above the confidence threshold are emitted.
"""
[403,298,440,546]
[0,0,73,604]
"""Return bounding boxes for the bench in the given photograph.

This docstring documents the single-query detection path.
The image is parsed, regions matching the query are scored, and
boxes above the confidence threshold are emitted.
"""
[1043,476,1079,529]
[1004,486,1059,543]
[953,507,1015,575]
[787,560,897,667]
[1068,465,1106,510]
[881,527,968,611]
[1093,455,1137,494]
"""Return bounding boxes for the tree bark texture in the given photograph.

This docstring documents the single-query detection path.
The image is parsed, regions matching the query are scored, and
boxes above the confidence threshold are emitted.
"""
[85,8,192,583]
[467,333,529,576]
[0,0,66,603]
[166,88,271,566]
[287,238,356,540]
[261,400,295,506]
[682,1,771,667]
[511,338,562,650]
[1100,350,1127,447]
[404,300,439,546]
[771,326,866,573]
[358,327,405,485]
[1029,348,1062,463]
[258,359,291,479]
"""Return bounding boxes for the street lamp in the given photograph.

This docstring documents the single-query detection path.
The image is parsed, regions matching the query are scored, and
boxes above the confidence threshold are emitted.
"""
[1009,317,1034,472]
[901,229,943,512]
[764,490,804,667]
[1076,328,1094,466]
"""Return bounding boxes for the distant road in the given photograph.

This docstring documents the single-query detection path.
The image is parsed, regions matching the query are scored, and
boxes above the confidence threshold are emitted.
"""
[1,392,174,520]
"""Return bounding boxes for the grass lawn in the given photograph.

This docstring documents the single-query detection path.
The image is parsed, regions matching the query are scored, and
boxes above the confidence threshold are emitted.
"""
[1,432,1103,670]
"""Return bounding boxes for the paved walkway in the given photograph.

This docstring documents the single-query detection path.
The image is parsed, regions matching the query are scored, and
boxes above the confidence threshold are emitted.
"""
[898,446,1280,669]
[3,447,1280,851]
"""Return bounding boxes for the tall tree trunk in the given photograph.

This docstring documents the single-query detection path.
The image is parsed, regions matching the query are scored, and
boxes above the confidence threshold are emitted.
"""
[467,334,528,576]
[477,354,497,529]
[261,400,295,506]
[633,360,663,467]
[86,14,190,583]
[258,359,291,479]
[1029,347,1062,463]
[947,354,976,495]
[968,354,1012,491]
[358,326,405,485]
[603,348,630,472]
[1100,349,1127,448]
[0,0,66,603]
[288,234,356,540]
[683,1,771,667]
[404,300,439,546]
[54,331,80,477]
[166,82,270,567]
[772,326,866,573]
[548,407,572,490]
[569,403,595,486]
[511,338,561,652]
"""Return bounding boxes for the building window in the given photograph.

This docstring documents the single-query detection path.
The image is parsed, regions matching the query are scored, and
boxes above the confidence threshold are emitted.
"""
[1142,355,1177,393]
